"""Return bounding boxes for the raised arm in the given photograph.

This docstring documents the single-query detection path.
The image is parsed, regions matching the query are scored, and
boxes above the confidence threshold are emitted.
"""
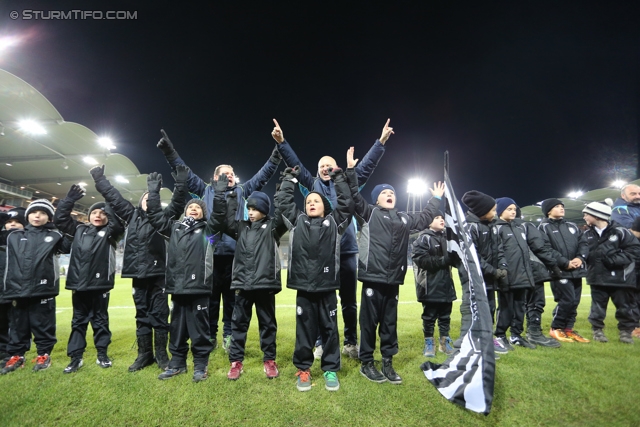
[90,165,135,224]
[273,166,303,231]
[408,182,444,232]
[104,203,125,243]
[54,184,86,237]
[271,119,316,192]
[353,119,390,186]
[328,147,357,231]
[156,129,208,197]
[240,145,282,197]
[345,167,373,222]
[208,174,239,239]
[146,173,178,238]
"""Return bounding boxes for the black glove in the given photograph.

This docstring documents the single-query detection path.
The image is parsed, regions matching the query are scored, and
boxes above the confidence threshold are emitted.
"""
[550,265,563,279]
[280,166,300,181]
[269,146,282,164]
[89,164,106,181]
[494,269,508,280]
[171,164,190,184]
[327,167,343,180]
[157,129,179,161]
[497,275,509,292]
[214,173,229,192]
[147,172,163,193]
[66,184,85,202]
[441,252,451,268]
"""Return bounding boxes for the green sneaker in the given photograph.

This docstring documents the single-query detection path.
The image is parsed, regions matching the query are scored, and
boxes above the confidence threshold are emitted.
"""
[323,371,340,391]
[222,335,232,353]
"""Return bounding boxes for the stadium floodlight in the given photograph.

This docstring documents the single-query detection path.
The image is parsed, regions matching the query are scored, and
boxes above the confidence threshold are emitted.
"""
[407,178,428,195]
[18,119,47,135]
[83,156,98,166]
[161,202,168,207]
[77,182,87,187]
[98,137,116,150]
[612,180,626,189]
[0,36,19,52]
[567,190,583,199]
[115,175,129,184]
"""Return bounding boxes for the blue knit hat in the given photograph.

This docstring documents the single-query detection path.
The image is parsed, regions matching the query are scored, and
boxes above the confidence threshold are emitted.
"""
[371,184,396,204]
[247,191,271,215]
[496,197,517,217]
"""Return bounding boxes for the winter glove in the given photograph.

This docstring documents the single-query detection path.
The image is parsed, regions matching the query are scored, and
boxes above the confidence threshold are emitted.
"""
[157,129,179,162]
[147,172,163,193]
[494,269,508,280]
[280,166,300,182]
[171,164,190,184]
[327,167,344,180]
[269,146,282,164]
[550,265,563,279]
[214,173,229,193]
[89,164,106,182]
[497,273,509,292]
[66,184,86,202]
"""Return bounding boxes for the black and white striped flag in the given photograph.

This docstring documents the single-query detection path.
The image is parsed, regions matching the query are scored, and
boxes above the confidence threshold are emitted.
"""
[421,156,496,415]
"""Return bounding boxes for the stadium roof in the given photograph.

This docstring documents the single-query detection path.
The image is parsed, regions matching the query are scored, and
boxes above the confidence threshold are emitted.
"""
[0,69,173,212]
[520,180,640,224]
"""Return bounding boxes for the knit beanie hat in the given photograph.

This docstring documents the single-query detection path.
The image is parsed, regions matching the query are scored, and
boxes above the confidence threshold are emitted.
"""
[305,191,333,216]
[184,198,208,218]
[371,184,396,204]
[582,202,611,221]
[26,199,55,221]
[89,202,106,215]
[461,190,495,217]
[247,191,271,215]
[5,207,27,227]
[541,198,564,217]
[496,197,517,217]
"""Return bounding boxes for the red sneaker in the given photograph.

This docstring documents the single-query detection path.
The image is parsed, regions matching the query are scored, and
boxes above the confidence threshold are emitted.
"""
[263,360,279,379]
[227,361,243,380]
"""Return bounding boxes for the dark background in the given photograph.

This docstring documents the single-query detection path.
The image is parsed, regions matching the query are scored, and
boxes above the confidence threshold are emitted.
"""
[1,1,637,208]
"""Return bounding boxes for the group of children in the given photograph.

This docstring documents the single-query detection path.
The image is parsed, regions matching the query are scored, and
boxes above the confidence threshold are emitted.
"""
[2,121,639,393]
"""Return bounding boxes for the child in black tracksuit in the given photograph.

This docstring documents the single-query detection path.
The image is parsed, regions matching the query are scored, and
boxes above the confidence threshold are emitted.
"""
[1,200,71,374]
[347,161,444,385]
[210,174,287,381]
[0,207,27,367]
[412,213,457,358]
[55,185,125,373]
[91,164,182,371]
[276,157,354,392]
[146,170,216,382]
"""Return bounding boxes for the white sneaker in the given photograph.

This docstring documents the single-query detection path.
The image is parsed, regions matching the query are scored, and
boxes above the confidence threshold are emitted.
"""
[313,345,323,360]
[342,344,359,359]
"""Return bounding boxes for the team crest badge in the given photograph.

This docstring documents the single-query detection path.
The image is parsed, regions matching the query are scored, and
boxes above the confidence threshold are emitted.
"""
[323,219,330,227]
[44,236,53,242]
[609,235,618,242]
[365,288,373,297]
[97,230,106,237]
[569,227,576,234]
[296,306,303,315]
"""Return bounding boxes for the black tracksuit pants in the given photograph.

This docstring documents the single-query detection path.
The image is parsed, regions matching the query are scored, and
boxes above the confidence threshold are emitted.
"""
[525,281,546,331]
[421,302,453,337]
[229,289,277,363]
[209,255,235,339]
[167,294,213,370]
[7,297,56,356]
[67,290,111,357]
[359,282,399,363]
[549,278,582,330]
[0,302,10,355]
[495,288,527,337]
[588,285,635,332]
[293,290,340,372]
[132,276,169,337]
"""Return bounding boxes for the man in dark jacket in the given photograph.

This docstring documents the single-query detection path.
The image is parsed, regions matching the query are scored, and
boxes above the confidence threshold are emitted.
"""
[1,202,70,374]
[628,217,640,339]
[582,202,640,344]
[272,118,389,360]
[157,129,282,353]
[146,169,216,382]
[538,198,590,344]
[412,213,457,358]
[55,185,125,373]
[277,153,353,392]
[210,174,288,381]
[91,164,186,371]
[347,160,444,384]
[611,183,640,228]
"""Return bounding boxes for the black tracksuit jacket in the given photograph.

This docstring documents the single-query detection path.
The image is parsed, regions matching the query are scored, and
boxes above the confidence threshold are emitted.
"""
[538,217,588,280]
[411,228,457,303]
[466,212,506,291]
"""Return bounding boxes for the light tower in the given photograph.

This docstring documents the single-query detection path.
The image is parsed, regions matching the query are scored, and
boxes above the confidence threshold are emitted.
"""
[407,178,428,214]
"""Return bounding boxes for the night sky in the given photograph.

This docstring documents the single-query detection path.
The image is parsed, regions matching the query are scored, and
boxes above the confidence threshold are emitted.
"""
[1,1,637,209]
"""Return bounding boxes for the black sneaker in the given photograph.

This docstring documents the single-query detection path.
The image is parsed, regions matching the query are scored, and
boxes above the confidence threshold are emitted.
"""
[158,366,187,380]
[63,357,84,374]
[496,336,514,351]
[510,335,536,349]
[1,355,25,374]
[33,354,52,371]
[96,353,113,368]
[381,358,402,385]
[193,369,208,383]
[360,361,387,383]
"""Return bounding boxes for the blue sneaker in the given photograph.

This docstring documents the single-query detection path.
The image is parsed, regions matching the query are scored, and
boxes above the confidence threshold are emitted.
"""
[439,336,455,355]
[295,369,312,392]
[323,371,339,391]
[423,337,436,357]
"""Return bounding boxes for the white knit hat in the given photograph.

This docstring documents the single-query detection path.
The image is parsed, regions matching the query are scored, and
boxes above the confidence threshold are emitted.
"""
[25,199,55,220]
[582,202,611,221]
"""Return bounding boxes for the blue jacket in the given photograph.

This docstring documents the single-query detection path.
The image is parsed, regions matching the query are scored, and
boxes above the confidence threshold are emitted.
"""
[167,151,280,256]
[611,197,640,229]
[277,139,386,254]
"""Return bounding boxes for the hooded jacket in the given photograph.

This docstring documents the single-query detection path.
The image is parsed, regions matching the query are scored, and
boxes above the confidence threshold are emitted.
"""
[411,228,457,303]
[611,197,640,229]
[465,211,506,291]
[277,168,354,293]
[2,223,71,299]
[276,138,386,255]
[347,169,441,285]
[583,220,640,288]
[94,175,182,279]
[538,217,588,279]
[54,198,125,292]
